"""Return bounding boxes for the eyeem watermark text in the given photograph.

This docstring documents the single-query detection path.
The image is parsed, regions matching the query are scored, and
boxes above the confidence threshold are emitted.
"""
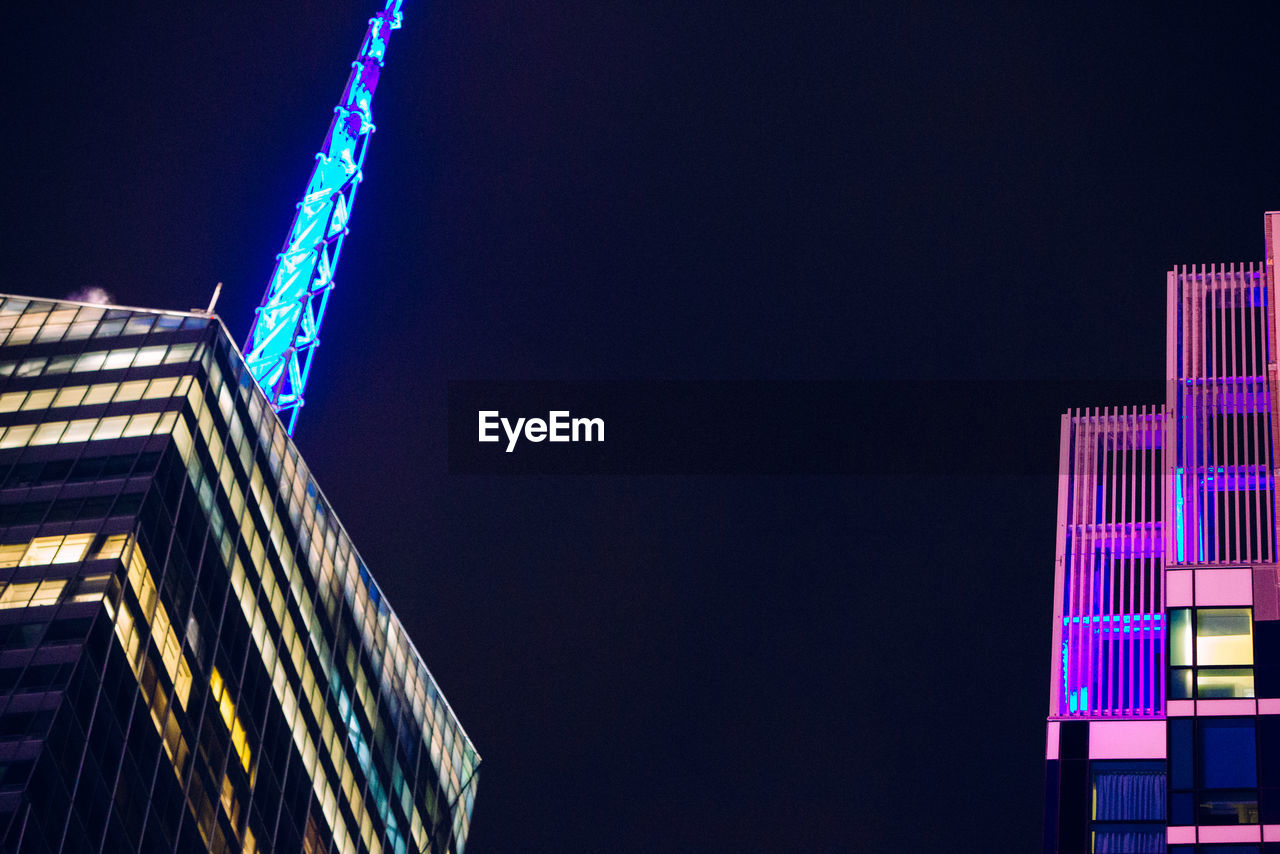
[478,410,605,452]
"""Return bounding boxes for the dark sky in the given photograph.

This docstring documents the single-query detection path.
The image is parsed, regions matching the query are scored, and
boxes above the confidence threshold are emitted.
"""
[5,2,1280,851]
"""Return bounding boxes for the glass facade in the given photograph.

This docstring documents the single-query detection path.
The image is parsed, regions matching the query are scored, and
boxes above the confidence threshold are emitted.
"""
[0,296,478,853]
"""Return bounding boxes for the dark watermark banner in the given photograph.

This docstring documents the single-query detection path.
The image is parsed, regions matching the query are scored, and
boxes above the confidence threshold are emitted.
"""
[447,380,1165,475]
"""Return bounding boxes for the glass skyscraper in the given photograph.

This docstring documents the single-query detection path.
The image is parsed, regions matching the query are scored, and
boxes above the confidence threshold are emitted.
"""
[0,295,477,853]
[1044,214,1280,852]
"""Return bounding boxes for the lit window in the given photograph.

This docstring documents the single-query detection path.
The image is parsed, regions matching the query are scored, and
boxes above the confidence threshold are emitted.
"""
[28,580,66,607]
[103,349,135,370]
[35,324,66,343]
[72,574,112,603]
[21,537,65,566]
[155,411,178,434]
[53,386,88,407]
[133,346,167,367]
[92,534,131,560]
[114,380,149,402]
[83,383,116,405]
[1169,608,1255,699]
[45,354,77,374]
[123,412,160,437]
[6,327,38,345]
[30,422,67,445]
[91,416,130,441]
[144,377,179,399]
[0,545,25,568]
[53,534,93,563]
[61,419,97,444]
[1198,609,1253,665]
[0,392,23,412]
[0,583,37,609]
[74,352,106,372]
[93,319,125,338]
[123,315,154,336]
[66,320,98,341]
[20,389,55,411]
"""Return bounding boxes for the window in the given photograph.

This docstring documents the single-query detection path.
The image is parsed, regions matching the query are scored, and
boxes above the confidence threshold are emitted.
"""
[1169,608,1254,699]
[1091,760,1164,852]
[1169,717,1259,827]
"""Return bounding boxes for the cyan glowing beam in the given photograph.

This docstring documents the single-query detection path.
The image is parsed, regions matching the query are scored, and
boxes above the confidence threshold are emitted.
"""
[243,1,404,433]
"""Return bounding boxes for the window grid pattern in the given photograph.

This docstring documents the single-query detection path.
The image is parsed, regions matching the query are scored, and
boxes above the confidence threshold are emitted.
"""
[0,296,477,854]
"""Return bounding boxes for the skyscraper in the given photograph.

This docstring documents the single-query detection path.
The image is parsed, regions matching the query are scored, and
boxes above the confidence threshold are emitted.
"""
[0,295,478,853]
[1044,214,1280,852]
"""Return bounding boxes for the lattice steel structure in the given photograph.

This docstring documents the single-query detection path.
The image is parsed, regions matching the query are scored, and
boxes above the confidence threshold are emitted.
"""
[0,295,477,853]
[243,1,404,434]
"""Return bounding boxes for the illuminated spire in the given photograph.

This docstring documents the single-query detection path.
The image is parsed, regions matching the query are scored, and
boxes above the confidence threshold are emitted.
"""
[243,1,405,433]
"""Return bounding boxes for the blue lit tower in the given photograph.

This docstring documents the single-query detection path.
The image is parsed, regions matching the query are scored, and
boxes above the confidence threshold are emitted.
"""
[242,1,404,434]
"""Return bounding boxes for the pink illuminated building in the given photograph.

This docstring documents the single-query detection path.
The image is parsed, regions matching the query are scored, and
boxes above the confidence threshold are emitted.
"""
[1045,213,1280,853]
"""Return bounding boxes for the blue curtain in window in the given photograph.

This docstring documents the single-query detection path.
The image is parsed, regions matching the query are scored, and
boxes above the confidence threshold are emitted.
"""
[1095,770,1165,820]
[1093,828,1164,854]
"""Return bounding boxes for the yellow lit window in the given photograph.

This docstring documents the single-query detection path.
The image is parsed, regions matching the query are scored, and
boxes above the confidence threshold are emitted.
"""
[91,415,130,441]
[15,311,47,326]
[0,424,35,448]
[161,632,181,676]
[92,534,132,561]
[72,574,112,603]
[82,383,116,405]
[172,419,194,463]
[114,602,138,660]
[62,419,97,443]
[30,422,67,445]
[210,667,225,701]
[20,389,56,411]
[123,412,160,437]
[0,582,37,609]
[29,579,66,607]
[0,544,25,568]
[233,720,251,771]
[114,380,149,402]
[219,690,235,729]
[174,658,192,708]
[21,536,65,566]
[155,411,178,434]
[53,385,88,407]
[0,392,24,412]
[1197,608,1254,665]
[54,534,93,563]
[144,377,179,399]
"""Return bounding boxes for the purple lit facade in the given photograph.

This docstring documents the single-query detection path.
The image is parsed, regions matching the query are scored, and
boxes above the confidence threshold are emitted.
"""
[1045,213,1280,853]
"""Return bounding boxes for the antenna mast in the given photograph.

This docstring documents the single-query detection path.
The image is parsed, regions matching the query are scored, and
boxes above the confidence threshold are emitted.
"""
[243,1,405,433]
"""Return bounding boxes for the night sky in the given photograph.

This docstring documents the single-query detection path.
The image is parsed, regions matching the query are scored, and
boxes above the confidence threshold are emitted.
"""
[5,3,1280,851]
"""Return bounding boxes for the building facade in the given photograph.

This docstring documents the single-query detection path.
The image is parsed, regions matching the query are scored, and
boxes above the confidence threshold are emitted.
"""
[0,296,478,853]
[1045,214,1280,853]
